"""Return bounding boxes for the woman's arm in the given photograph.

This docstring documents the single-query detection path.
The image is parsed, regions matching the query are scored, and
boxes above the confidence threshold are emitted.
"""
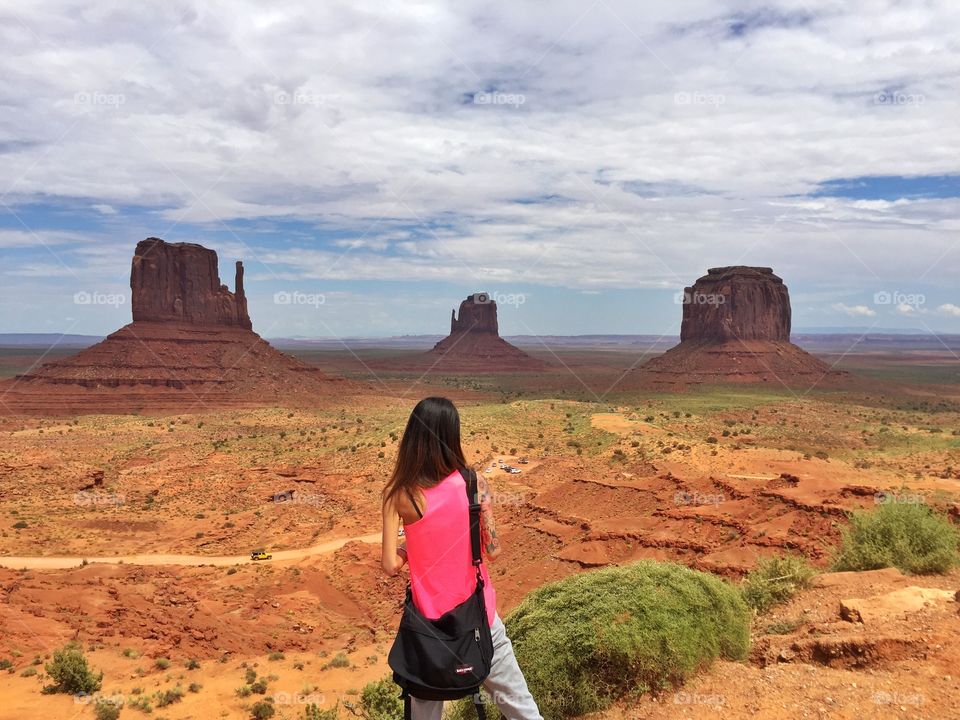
[381,494,407,576]
[477,475,502,561]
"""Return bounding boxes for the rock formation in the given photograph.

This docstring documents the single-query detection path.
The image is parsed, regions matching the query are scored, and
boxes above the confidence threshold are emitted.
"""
[2,238,350,414]
[428,293,545,369]
[679,266,790,343]
[131,238,252,329]
[636,266,839,387]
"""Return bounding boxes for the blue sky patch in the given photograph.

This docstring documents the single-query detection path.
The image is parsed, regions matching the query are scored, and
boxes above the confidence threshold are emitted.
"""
[810,175,960,201]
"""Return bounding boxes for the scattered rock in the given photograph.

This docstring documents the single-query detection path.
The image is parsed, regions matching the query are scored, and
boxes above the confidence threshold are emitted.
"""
[840,587,956,624]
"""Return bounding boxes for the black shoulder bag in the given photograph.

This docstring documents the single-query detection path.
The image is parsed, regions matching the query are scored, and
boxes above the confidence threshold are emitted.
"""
[388,467,494,719]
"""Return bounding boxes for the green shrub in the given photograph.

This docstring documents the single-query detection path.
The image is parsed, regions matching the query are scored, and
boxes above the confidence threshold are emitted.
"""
[245,667,257,684]
[741,554,815,613]
[267,651,285,661]
[94,698,122,720]
[155,685,183,707]
[185,658,200,670]
[344,677,402,720]
[43,643,103,694]
[250,678,269,694]
[323,651,350,669]
[154,657,170,670]
[454,561,749,720]
[303,703,340,720]
[251,699,276,719]
[0,659,11,671]
[20,667,37,677]
[833,502,959,574]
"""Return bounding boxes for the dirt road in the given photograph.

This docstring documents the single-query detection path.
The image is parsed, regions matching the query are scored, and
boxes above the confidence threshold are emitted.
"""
[0,532,381,570]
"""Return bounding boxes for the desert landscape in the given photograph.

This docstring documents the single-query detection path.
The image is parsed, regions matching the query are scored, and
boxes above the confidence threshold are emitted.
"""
[3,4,959,719]
[1,240,958,720]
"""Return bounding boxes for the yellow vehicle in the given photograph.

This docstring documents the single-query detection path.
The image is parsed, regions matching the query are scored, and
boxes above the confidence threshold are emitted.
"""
[250,549,273,561]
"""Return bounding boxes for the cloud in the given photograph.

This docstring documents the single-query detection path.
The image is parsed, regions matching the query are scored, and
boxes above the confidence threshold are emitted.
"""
[832,303,876,318]
[937,303,960,317]
[896,303,921,315]
[0,1,959,333]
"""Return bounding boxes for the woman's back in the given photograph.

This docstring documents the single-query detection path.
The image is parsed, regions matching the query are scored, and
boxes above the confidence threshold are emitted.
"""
[404,469,497,626]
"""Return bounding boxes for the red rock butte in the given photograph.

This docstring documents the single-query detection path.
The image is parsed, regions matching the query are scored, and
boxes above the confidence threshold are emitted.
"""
[427,293,546,370]
[637,266,841,386]
[1,238,349,415]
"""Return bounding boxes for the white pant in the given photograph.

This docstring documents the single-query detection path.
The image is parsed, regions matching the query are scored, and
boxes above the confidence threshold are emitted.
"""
[410,614,543,720]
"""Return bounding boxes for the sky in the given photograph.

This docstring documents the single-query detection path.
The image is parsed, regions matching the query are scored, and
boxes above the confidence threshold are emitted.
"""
[1,0,959,339]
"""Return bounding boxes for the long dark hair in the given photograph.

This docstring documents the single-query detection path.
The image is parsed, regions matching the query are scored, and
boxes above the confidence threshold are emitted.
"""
[384,397,467,502]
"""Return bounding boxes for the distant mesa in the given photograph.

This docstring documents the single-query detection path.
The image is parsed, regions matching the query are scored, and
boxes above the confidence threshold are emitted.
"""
[637,266,841,386]
[131,238,252,329]
[679,266,790,343]
[428,292,546,370]
[2,238,349,415]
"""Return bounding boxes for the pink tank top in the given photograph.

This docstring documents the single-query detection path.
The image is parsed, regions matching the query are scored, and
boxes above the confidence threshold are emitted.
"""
[404,469,497,626]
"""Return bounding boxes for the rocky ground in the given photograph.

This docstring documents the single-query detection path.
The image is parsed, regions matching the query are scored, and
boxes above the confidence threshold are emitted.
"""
[0,352,958,718]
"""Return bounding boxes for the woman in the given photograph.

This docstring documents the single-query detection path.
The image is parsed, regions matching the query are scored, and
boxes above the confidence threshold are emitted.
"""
[382,396,542,720]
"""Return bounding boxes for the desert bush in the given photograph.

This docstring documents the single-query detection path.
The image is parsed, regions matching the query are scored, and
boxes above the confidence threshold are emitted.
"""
[154,657,170,670]
[20,667,37,677]
[43,643,103,694]
[267,651,285,661]
[245,667,257,684]
[741,555,815,613]
[452,561,749,720]
[94,698,122,720]
[833,502,959,574]
[323,651,350,669]
[251,699,276,719]
[250,678,269,694]
[94,698,123,720]
[185,658,200,670]
[155,685,183,707]
[0,659,11,671]
[303,703,339,720]
[342,677,402,720]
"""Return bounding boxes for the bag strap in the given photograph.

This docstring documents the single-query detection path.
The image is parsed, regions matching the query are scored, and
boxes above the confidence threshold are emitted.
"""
[463,467,482,567]
[473,691,487,720]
